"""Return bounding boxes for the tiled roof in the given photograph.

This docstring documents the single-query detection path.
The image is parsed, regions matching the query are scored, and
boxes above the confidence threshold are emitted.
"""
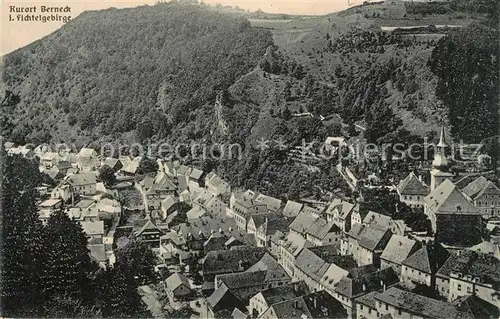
[301,205,325,217]
[120,156,141,174]
[289,212,338,240]
[266,290,346,318]
[177,165,192,176]
[259,215,290,236]
[74,198,96,209]
[402,242,449,274]
[56,161,73,170]
[205,172,216,182]
[268,296,310,318]
[375,287,473,319]
[161,195,178,211]
[319,256,357,290]
[81,220,104,236]
[172,215,239,240]
[301,290,347,318]
[186,206,206,219]
[207,283,244,312]
[206,173,229,190]
[461,176,500,201]
[334,267,399,298]
[294,247,331,281]
[189,168,203,180]
[231,307,248,319]
[282,200,304,218]
[232,190,262,209]
[78,148,96,158]
[424,179,479,215]
[178,175,189,191]
[476,181,500,198]
[66,172,97,186]
[41,152,59,160]
[255,194,282,212]
[40,198,63,208]
[282,232,314,256]
[203,247,267,276]
[347,224,391,251]
[354,290,379,308]
[359,226,391,250]
[325,198,355,219]
[134,218,162,237]
[467,241,500,257]
[246,253,288,279]
[452,294,500,319]
[397,172,428,196]
[166,272,191,291]
[217,270,268,290]
[258,281,310,306]
[249,213,276,229]
[363,211,392,229]
[436,250,500,288]
[103,157,120,168]
[380,235,419,265]
[462,176,490,199]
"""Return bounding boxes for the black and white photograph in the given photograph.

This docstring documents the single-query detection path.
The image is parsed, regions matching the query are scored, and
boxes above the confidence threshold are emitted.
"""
[1,0,499,317]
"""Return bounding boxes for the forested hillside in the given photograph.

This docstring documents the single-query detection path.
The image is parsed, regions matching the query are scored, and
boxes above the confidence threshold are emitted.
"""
[2,3,273,146]
[428,22,499,144]
[1,154,157,317]
[260,0,498,143]
[1,0,498,196]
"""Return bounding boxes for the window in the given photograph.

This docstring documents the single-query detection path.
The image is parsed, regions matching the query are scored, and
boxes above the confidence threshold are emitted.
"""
[458,284,462,291]
[398,309,402,316]
[360,305,363,310]
[385,304,388,311]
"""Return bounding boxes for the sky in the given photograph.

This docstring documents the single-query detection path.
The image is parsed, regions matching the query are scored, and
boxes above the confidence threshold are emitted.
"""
[1,0,351,55]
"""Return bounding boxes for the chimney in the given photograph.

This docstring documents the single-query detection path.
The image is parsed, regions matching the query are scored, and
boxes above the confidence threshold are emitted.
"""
[380,280,386,291]
[313,297,317,309]
[362,283,366,292]
[238,260,244,271]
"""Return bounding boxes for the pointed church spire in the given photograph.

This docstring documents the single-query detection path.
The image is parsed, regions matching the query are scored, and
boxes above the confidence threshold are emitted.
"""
[437,126,447,148]
[432,126,450,171]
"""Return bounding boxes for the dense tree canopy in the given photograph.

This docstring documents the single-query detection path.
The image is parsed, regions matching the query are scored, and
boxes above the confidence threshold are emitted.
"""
[0,153,145,317]
[3,3,273,145]
[429,22,499,143]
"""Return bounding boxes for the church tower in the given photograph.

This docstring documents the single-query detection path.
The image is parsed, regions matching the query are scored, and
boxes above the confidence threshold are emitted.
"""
[430,126,454,191]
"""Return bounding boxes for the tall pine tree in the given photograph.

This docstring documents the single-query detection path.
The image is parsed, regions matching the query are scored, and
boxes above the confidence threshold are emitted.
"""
[41,209,97,304]
[115,239,157,286]
[0,153,45,316]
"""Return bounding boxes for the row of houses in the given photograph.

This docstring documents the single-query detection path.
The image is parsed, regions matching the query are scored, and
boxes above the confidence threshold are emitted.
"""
[4,144,126,268]
[137,161,500,319]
